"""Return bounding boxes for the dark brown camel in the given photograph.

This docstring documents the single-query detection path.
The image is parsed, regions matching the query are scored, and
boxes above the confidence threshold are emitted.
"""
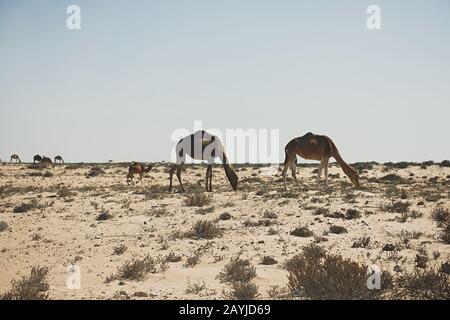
[169,130,238,193]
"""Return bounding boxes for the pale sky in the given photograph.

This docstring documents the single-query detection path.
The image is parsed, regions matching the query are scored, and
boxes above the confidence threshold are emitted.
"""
[1,0,449,163]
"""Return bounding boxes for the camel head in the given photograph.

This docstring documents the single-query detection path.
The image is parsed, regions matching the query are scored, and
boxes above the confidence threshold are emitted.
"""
[350,169,360,188]
[224,164,239,191]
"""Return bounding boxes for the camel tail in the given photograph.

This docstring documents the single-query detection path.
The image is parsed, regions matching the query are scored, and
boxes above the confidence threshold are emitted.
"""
[222,153,239,191]
[327,137,359,187]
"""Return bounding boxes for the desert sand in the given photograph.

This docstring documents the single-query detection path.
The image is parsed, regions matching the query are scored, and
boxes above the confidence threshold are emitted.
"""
[0,161,449,299]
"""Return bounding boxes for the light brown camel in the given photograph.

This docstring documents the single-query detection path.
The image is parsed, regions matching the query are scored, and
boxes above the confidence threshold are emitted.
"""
[126,162,154,184]
[10,154,21,163]
[54,155,64,164]
[41,156,54,169]
[169,130,238,192]
[282,132,360,190]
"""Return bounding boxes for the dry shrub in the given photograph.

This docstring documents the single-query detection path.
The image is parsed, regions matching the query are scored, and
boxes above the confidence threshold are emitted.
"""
[394,267,450,299]
[290,226,314,237]
[86,166,105,178]
[113,244,127,255]
[0,221,8,232]
[184,193,212,207]
[106,255,156,282]
[185,220,222,239]
[285,244,391,299]
[223,282,259,300]
[13,199,40,213]
[381,200,411,213]
[217,257,256,284]
[96,211,113,221]
[431,207,450,226]
[1,266,50,300]
[260,256,277,265]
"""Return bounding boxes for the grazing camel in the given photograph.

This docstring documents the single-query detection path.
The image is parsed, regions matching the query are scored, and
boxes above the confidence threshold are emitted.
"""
[10,154,21,163]
[169,130,238,193]
[282,132,360,190]
[126,162,154,184]
[41,156,54,169]
[33,155,42,163]
[54,155,64,164]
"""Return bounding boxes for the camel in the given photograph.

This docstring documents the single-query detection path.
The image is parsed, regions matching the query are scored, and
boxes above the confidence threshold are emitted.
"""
[10,154,21,163]
[33,155,42,163]
[126,162,154,184]
[54,155,64,164]
[41,156,54,169]
[169,130,238,192]
[282,132,360,190]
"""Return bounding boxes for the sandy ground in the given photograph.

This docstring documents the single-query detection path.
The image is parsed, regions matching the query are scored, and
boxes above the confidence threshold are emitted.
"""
[0,161,449,299]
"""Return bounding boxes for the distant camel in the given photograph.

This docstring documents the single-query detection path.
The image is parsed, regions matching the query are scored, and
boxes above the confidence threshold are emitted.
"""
[126,162,154,184]
[54,156,64,164]
[282,132,360,190]
[41,156,54,169]
[10,154,21,163]
[169,130,238,192]
[33,155,42,163]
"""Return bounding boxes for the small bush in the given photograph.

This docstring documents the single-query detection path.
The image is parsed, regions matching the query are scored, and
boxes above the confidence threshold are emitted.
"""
[439,160,450,168]
[113,244,127,255]
[185,220,222,239]
[345,209,361,220]
[260,256,277,265]
[223,281,259,300]
[329,225,348,234]
[0,221,8,232]
[217,257,257,284]
[381,200,411,213]
[218,212,232,221]
[106,255,156,282]
[13,199,39,213]
[394,267,450,299]
[431,207,450,227]
[96,212,113,221]
[1,266,50,300]
[184,193,212,207]
[285,246,390,299]
[290,226,314,237]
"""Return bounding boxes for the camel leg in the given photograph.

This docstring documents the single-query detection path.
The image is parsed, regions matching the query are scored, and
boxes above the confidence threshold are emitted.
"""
[323,157,329,188]
[205,165,211,192]
[317,160,324,185]
[176,164,185,193]
[208,166,213,192]
[281,162,289,191]
[290,161,300,189]
[168,165,177,192]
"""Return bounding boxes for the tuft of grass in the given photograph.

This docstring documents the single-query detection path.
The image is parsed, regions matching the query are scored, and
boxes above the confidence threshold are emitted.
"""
[290,226,314,237]
[185,220,222,240]
[1,266,50,300]
[184,251,203,268]
[113,244,127,256]
[381,200,411,213]
[184,193,212,207]
[217,257,257,284]
[106,255,156,282]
